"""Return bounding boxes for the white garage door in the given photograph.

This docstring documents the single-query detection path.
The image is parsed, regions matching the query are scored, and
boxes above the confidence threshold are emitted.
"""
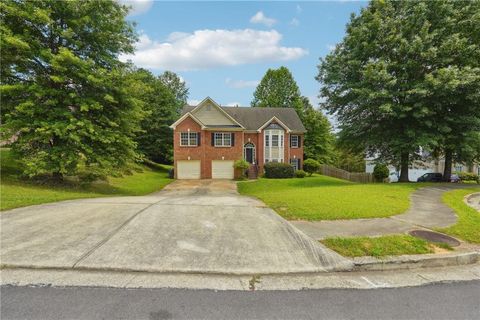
[177,160,201,179]
[212,160,234,179]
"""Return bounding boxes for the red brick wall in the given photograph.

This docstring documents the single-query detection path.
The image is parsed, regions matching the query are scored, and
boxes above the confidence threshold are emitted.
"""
[289,133,304,169]
[202,130,243,178]
[173,116,243,178]
[173,116,305,178]
[173,117,204,178]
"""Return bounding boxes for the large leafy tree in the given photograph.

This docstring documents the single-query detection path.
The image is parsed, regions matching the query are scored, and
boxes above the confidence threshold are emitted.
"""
[251,66,302,112]
[252,67,336,163]
[420,0,480,180]
[1,0,142,179]
[132,69,185,164]
[317,0,480,182]
[158,71,189,114]
[299,97,336,164]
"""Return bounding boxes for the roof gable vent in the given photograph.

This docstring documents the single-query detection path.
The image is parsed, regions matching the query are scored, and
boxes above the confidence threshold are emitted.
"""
[265,123,283,130]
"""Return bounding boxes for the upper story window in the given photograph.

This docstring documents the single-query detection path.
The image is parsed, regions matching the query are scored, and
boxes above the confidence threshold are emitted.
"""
[291,135,299,148]
[180,132,198,147]
[213,132,233,147]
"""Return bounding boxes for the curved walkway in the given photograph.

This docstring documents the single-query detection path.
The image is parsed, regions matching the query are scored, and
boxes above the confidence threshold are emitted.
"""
[290,185,475,240]
[465,192,480,211]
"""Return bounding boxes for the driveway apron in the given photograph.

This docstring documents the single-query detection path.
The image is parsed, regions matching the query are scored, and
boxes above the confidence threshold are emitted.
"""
[0,180,352,274]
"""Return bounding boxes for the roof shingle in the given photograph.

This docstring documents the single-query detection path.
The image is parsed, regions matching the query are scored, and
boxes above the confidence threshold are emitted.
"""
[182,106,306,132]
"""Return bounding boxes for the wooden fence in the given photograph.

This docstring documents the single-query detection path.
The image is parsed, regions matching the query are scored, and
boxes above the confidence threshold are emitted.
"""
[319,164,374,183]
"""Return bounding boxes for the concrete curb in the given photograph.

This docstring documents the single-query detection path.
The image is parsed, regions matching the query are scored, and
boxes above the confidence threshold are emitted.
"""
[1,263,479,291]
[353,251,480,271]
[2,251,479,276]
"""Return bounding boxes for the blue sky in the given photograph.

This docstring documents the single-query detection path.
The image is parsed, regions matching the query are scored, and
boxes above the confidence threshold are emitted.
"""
[120,1,366,107]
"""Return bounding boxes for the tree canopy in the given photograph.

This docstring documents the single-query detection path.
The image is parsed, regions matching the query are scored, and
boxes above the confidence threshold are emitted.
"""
[158,71,189,114]
[133,69,187,164]
[251,66,302,112]
[317,0,480,181]
[251,67,336,164]
[1,0,143,179]
[299,97,336,164]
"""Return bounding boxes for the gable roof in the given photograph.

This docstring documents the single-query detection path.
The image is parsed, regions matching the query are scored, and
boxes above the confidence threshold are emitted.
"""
[169,112,206,130]
[189,97,244,129]
[181,105,306,132]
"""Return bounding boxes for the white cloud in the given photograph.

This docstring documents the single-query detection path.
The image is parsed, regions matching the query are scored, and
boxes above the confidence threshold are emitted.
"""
[225,102,242,107]
[289,18,300,27]
[121,29,308,71]
[250,11,277,27]
[296,5,303,14]
[117,0,153,16]
[225,78,259,89]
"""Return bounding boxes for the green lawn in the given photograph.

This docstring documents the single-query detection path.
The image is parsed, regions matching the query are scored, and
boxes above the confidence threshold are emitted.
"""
[438,187,480,244]
[321,235,450,258]
[0,149,172,211]
[238,175,425,220]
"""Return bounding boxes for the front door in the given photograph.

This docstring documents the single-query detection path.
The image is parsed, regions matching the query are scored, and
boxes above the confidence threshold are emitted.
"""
[244,143,255,164]
[246,148,253,163]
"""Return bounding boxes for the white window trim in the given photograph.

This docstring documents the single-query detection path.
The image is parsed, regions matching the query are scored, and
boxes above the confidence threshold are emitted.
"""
[214,132,232,147]
[180,132,198,147]
[244,143,256,164]
[264,129,284,163]
[291,135,299,148]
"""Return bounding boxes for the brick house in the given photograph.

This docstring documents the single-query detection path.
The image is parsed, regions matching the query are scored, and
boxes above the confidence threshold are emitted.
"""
[170,97,306,179]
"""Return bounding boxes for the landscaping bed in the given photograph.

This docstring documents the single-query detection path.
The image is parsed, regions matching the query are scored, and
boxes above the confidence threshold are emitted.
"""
[0,149,172,211]
[238,175,425,220]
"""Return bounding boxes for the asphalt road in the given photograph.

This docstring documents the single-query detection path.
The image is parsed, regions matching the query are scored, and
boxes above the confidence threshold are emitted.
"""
[1,281,479,320]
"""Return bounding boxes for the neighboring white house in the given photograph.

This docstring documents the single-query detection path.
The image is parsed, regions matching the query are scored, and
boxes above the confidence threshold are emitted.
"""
[366,158,480,182]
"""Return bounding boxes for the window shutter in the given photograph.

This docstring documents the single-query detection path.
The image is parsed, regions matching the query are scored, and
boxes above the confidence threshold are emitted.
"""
[197,133,201,146]
[297,158,301,170]
[211,133,215,146]
[289,135,292,147]
[231,133,235,146]
[298,136,302,147]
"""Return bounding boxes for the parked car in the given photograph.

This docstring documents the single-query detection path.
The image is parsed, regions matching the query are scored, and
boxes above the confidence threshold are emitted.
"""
[450,174,461,183]
[417,172,443,182]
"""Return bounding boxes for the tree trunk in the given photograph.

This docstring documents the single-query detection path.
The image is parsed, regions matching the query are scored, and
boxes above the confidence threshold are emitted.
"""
[443,148,453,182]
[399,152,410,182]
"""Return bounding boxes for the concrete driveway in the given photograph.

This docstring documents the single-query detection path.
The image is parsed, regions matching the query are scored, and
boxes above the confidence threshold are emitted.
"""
[1,180,352,274]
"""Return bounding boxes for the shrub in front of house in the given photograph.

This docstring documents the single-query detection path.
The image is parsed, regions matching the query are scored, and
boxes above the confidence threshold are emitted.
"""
[303,159,320,176]
[264,162,295,178]
[234,159,250,179]
[373,163,389,182]
[234,159,250,171]
[457,172,479,183]
[295,170,307,178]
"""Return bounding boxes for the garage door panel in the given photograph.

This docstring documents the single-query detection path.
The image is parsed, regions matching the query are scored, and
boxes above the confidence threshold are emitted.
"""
[212,160,234,179]
[177,160,200,179]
